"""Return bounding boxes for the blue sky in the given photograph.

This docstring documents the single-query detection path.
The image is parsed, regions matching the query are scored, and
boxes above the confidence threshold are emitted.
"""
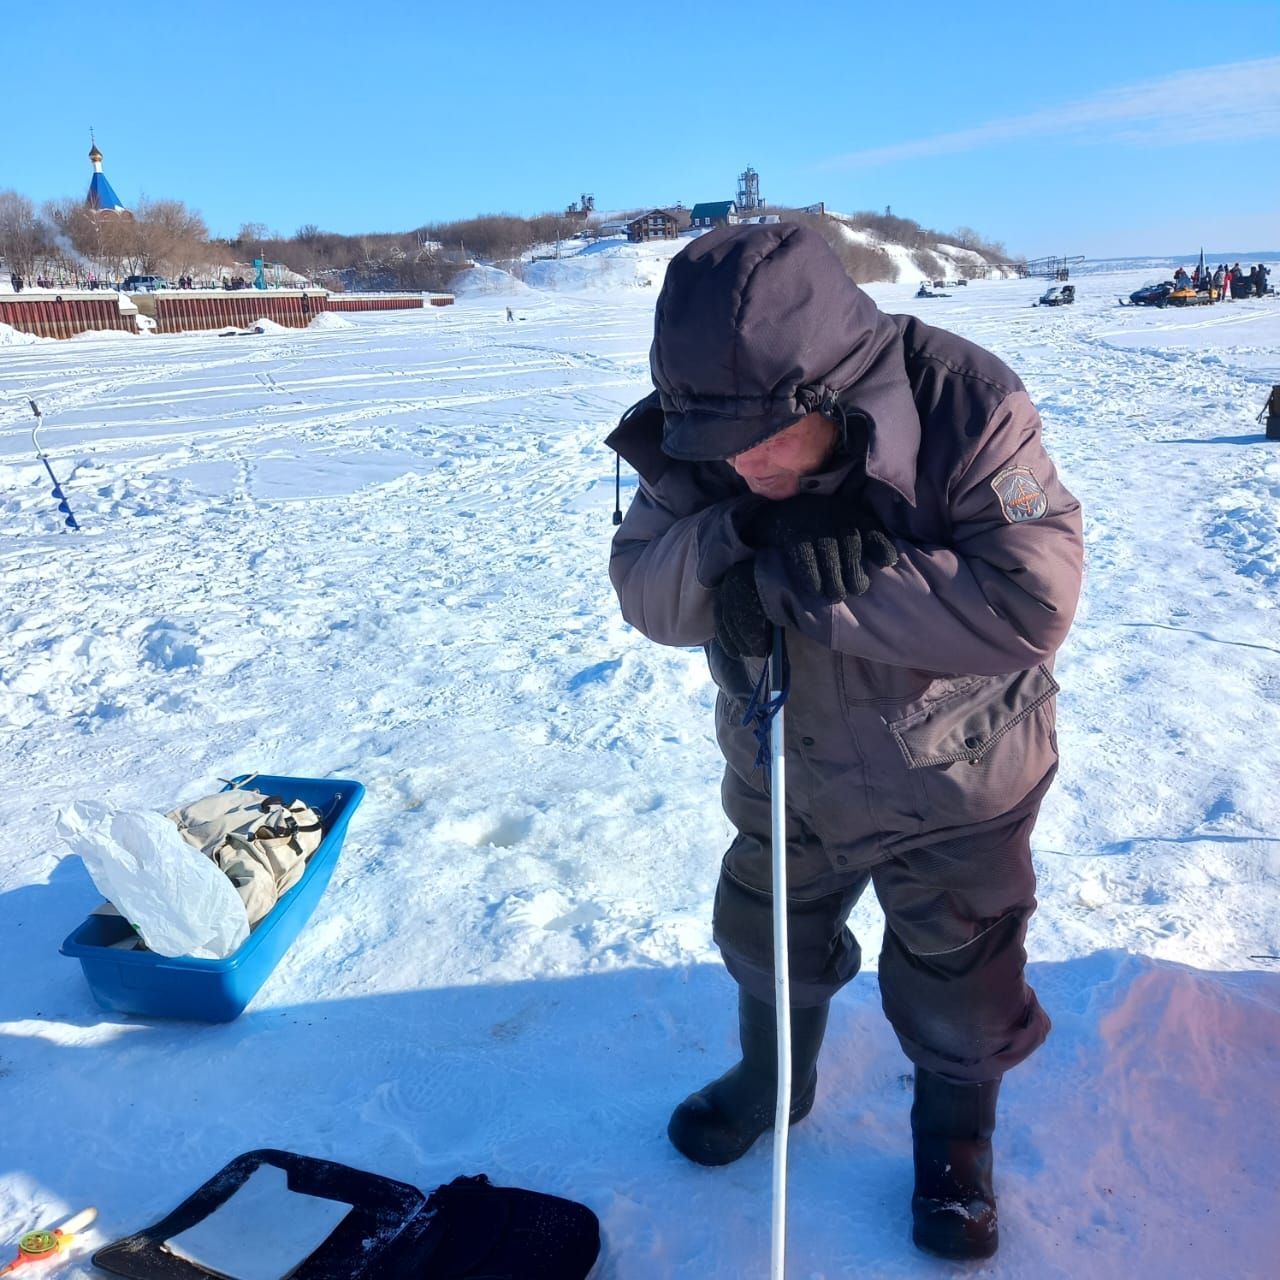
[2,0,1276,257]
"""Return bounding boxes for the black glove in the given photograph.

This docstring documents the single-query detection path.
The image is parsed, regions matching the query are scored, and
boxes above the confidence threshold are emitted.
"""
[714,560,772,659]
[754,493,898,603]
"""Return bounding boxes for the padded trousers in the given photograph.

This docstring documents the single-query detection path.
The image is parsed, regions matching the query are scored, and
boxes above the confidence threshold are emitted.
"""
[711,791,1052,1082]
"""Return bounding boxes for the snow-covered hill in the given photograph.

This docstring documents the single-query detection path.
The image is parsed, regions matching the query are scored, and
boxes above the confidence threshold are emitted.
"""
[2,271,1278,1278]
[452,217,1015,296]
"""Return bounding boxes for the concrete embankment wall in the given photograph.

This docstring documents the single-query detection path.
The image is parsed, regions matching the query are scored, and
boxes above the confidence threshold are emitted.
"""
[0,292,138,338]
[1,288,453,339]
[152,290,330,333]
[326,293,445,312]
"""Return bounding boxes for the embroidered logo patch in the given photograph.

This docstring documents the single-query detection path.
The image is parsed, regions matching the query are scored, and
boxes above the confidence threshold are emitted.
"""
[991,465,1048,523]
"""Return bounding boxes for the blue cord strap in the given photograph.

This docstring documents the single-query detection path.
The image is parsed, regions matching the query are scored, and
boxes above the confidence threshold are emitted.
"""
[742,644,791,776]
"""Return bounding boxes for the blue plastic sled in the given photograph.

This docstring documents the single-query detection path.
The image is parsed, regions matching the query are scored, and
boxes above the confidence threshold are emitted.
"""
[60,774,364,1022]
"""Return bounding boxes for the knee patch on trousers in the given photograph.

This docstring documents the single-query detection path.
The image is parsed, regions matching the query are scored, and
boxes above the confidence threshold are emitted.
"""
[879,908,1050,1080]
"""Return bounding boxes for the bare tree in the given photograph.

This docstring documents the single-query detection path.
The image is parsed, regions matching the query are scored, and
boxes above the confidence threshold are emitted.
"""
[911,248,945,280]
[774,210,895,284]
[0,190,55,278]
[147,199,210,277]
[110,197,211,277]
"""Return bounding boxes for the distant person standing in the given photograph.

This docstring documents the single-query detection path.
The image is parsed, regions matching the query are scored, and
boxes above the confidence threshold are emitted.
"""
[1223,266,1234,301]
[1255,264,1269,297]
[1212,266,1224,298]
[506,306,515,322]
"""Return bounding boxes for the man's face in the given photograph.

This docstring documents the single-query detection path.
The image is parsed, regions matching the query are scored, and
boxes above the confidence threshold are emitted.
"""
[729,411,838,500]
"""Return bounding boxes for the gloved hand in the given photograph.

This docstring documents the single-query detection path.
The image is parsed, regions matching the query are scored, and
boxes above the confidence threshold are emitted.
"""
[714,560,772,659]
[754,493,898,602]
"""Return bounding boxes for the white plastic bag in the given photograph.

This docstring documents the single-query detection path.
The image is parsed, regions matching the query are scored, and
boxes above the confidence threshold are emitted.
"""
[57,800,250,959]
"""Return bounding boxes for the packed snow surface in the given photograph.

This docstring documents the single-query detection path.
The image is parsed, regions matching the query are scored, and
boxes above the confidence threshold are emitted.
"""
[2,272,1278,1278]
[0,321,45,347]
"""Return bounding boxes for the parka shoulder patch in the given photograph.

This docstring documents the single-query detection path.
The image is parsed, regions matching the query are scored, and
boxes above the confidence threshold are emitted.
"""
[990,465,1048,523]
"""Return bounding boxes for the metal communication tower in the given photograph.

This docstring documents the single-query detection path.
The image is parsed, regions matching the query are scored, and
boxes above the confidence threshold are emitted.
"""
[737,166,763,211]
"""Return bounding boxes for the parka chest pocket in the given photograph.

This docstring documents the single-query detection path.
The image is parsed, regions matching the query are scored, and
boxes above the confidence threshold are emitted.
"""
[884,664,1060,826]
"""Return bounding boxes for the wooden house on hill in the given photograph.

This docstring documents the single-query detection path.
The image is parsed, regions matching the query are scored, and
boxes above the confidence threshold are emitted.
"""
[627,210,679,242]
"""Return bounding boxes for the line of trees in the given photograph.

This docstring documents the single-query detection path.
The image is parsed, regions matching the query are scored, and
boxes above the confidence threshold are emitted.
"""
[0,191,581,292]
[0,189,222,284]
[241,207,608,290]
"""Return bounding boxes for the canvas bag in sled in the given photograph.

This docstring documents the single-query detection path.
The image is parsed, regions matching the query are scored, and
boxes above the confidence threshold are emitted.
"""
[169,781,323,926]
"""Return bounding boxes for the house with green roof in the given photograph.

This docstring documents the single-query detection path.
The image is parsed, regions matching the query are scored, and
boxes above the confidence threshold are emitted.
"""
[689,201,738,230]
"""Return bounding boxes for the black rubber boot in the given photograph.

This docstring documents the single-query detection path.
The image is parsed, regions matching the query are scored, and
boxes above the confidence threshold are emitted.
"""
[910,1068,1001,1260]
[668,990,829,1167]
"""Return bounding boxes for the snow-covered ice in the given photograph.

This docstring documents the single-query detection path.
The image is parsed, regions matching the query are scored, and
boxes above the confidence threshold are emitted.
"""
[1,271,1278,1277]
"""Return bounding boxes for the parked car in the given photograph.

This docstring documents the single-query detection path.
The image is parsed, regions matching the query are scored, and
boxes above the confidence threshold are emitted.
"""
[1039,285,1076,306]
[121,275,170,292]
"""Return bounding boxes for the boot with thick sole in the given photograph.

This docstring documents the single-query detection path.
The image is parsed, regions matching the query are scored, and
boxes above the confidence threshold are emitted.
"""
[668,989,829,1167]
[910,1067,1001,1260]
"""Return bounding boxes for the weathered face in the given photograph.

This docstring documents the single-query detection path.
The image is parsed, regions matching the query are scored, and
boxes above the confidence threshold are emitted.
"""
[729,411,839,500]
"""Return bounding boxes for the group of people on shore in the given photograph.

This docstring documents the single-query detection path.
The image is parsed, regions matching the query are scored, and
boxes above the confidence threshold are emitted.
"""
[9,271,115,292]
[1174,261,1272,300]
[5,271,244,293]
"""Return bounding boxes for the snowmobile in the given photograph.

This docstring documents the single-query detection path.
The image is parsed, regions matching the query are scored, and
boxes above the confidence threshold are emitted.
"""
[1038,285,1075,306]
[1121,280,1215,308]
[1120,281,1174,307]
[915,283,950,299]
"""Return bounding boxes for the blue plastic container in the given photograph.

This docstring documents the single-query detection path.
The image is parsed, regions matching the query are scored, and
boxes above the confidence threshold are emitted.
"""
[60,775,364,1022]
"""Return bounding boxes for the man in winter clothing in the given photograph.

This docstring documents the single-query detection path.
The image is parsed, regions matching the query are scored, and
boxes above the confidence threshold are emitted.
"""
[607,224,1083,1261]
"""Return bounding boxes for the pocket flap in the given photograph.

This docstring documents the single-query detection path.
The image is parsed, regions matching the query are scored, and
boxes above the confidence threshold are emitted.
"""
[887,663,1059,769]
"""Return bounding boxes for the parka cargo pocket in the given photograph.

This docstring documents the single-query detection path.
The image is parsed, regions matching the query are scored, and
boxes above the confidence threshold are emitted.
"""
[885,664,1060,827]
[715,688,771,796]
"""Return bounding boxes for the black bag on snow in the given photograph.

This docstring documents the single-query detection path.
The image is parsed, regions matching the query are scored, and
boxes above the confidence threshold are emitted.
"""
[397,1174,601,1279]
[92,1149,600,1280]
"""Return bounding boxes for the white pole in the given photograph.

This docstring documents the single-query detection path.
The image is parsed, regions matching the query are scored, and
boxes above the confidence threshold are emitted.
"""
[769,625,791,1280]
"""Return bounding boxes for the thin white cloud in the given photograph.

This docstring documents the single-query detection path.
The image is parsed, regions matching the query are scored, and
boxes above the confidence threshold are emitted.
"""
[822,57,1280,168]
